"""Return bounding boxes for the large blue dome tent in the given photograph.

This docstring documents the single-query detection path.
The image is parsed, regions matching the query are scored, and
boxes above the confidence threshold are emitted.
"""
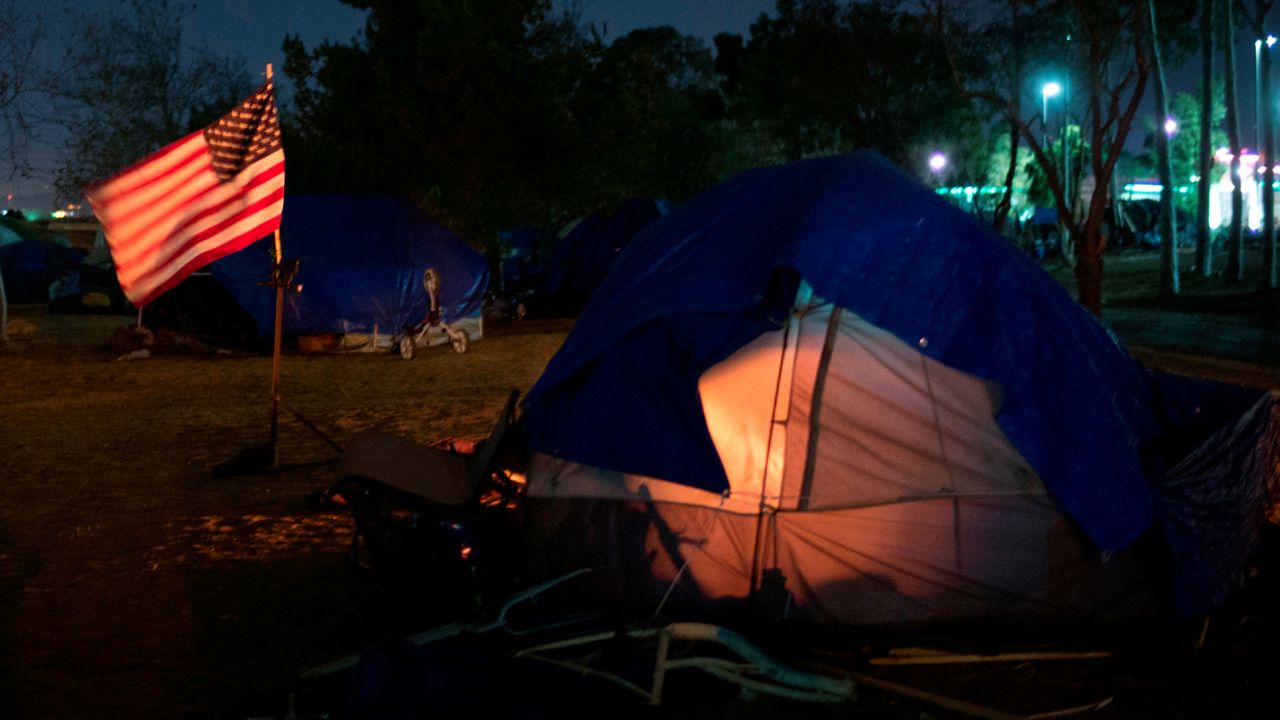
[521,150,1280,627]
[208,194,489,350]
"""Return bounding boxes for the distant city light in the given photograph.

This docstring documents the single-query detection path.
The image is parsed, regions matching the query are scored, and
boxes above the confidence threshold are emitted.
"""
[929,152,947,172]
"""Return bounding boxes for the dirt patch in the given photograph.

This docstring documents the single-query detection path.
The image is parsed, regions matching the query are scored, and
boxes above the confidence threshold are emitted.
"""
[0,308,568,718]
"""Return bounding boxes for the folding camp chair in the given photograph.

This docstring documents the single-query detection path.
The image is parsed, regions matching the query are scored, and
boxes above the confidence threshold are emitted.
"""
[328,389,524,612]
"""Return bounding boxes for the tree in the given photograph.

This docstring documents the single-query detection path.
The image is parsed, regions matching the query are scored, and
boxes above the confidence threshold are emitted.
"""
[1224,0,1245,283]
[1148,0,1179,296]
[53,0,252,200]
[932,0,1156,315]
[943,0,1046,232]
[1,0,56,181]
[1197,0,1215,276]
[1,0,63,342]
[565,26,731,209]
[727,0,980,170]
[284,0,609,241]
[1241,0,1278,289]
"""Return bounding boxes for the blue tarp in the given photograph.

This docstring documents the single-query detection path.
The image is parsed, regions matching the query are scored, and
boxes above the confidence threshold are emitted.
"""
[210,195,489,338]
[543,198,668,307]
[523,151,1272,572]
[0,239,86,302]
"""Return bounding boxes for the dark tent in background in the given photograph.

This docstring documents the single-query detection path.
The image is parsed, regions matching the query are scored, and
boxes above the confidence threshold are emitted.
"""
[541,198,668,315]
[495,225,542,295]
[0,222,86,303]
[207,195,489,349]
[49,230,131,314]
[522,151,1280,628]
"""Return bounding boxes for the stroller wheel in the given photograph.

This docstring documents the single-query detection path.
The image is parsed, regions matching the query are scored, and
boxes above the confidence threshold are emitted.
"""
[398,336,415,360]
[449,329,470,354]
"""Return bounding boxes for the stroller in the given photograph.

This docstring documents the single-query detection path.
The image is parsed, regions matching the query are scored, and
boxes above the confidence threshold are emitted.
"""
[396,267,471,359]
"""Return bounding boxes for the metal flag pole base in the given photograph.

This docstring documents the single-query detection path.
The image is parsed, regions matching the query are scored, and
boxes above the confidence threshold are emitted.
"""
[211,253,303,478]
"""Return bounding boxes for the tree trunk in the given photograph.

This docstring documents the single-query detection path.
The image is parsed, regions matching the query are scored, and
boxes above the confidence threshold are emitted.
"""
[1149,0,1179,296]
[993,1,1024,234]
[1265,38,1278,288]
[1224,0,1245,283]
[1075,213,1107,314]
[1197,0,1214,276]
[995,112,1020,232]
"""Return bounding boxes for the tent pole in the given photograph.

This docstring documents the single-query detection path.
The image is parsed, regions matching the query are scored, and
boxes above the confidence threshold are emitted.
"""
[747,313,794,606]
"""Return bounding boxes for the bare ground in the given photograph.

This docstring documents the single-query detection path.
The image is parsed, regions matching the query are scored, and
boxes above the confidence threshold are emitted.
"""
[0,307,570,718]
[2,278,1279,718]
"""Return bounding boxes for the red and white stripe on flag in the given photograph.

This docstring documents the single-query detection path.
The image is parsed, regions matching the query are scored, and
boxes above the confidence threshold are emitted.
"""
[86,84,285,307]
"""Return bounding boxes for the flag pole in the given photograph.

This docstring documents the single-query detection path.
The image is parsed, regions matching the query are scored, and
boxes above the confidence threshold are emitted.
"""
[266,63,284,447]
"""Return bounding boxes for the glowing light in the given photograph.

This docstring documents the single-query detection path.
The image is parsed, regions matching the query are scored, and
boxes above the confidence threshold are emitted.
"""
[928,152,947,172]
[1164,117,1178,136]
[1270,35,1277,47]
[1042,82,1062,99]
[50,210,67,219]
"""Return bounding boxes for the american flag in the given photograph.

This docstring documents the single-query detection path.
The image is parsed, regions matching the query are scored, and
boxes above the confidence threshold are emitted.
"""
[86,81,285,307]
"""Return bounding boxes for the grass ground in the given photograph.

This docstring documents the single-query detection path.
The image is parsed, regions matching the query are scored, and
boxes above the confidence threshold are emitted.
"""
[1049,246,1280,324]
[0,247,1277,718]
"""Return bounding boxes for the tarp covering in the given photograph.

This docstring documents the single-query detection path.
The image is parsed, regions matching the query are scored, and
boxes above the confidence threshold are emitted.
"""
[523,150,1271,564]
[209,195,489,337]
[543,198,667,309]
[0,239,86,302]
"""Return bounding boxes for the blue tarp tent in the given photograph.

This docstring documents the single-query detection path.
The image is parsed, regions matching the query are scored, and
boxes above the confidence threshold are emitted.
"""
[523,151,1279,625]
[543,198,667,311]
[0,239,86,303]
[210,195,489,340]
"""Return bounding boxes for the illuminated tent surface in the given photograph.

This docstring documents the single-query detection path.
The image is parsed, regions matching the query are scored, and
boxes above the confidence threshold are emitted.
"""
[522,151,1279,626]
[209,195,489,339]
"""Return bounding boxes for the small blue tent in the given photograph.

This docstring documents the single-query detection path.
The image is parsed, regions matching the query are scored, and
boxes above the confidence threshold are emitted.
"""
[523,151,1279,625]
[542,198,667,311]
[210,195,489,340]
[0,239,86,303]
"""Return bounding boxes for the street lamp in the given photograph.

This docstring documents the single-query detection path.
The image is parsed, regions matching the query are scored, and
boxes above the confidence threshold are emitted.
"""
[1164,117,1178,137]
[929,152,947,173]
[1042,82,1061,148]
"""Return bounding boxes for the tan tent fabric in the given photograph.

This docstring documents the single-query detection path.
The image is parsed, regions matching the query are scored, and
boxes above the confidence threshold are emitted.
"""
[527,283,1154,625]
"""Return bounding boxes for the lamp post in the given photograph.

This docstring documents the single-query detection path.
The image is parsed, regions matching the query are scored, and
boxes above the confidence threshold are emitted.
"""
[1042,81,1061,150]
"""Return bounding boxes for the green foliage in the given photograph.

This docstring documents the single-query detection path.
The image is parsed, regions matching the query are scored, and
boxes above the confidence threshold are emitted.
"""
[279,0,989,244]
[727,0,977,167]
[283,0,758,243]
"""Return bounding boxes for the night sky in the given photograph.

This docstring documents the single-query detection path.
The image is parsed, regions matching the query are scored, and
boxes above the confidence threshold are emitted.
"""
[4,0,773,209]
[2,0,1278,210]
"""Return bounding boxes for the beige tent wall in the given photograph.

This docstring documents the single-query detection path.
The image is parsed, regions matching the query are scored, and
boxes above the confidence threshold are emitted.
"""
[526,284,1157,625]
